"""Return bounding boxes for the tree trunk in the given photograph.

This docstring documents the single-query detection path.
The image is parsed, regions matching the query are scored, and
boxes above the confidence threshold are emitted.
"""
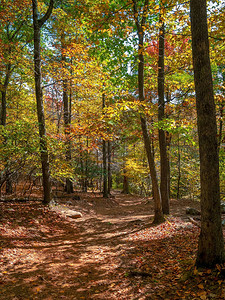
[108,141,112,194]
[102,93,108,198]
[102,139,108,197]
[190,0,225,267]
[32,0,54,205]
[177,132,181,200]
[122,173,129,194]
[1,89,7,126]
[218,104,224,149]
[63,80,73,193]
[61,35,73,194]
[132,0,164,224]
[1,63,13,194]
[218,71,225,149]
[166,131,171,199]
[85,137,89,192]
[1,62,11,126]
[141,117,164,223]
[150,118,155,199]
[5,171,13,194]
[158,22,169,214]
[79,140,85,192]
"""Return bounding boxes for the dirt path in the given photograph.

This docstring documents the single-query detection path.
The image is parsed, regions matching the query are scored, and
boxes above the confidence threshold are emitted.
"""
[1,193,224,299]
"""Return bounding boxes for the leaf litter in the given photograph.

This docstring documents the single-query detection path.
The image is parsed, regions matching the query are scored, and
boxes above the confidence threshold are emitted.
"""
[0,192,225,299]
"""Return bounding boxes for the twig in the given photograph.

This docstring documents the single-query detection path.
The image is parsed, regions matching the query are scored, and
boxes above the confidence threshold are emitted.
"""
[187,216,201,228]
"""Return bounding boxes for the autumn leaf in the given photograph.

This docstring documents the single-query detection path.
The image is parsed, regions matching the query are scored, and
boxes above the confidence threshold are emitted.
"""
[198,284,204,289]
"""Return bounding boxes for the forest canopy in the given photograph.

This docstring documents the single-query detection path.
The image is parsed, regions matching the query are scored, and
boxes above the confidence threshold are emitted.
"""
[0,0,224,202]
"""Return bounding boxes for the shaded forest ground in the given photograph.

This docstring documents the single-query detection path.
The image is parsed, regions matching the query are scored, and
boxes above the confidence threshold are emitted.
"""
[1,190,225,299]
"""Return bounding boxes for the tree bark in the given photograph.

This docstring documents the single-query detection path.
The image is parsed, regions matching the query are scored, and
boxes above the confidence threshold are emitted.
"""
[63,80,73,193]
[177,132,181,200]
[132,0,164,223]
[141,117,164,223]
[102,140,108,197]
[122,173,129,194]
[85,137,89,192]
[166,131,171,199]
[102,93,108,198]
[61,35,73,194]
[218,70,224,149]
[218,104,224,149]
[158,22,170,214]
[1,63,11,126]
[32,0,54,205]
[190,0,225,267]
[1,63,13,194]
[79,139,86,192]
[108,141,112,194]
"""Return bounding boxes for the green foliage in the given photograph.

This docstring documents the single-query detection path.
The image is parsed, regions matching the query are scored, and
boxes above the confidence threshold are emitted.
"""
[0,0,224,202]
[0,120,39,181]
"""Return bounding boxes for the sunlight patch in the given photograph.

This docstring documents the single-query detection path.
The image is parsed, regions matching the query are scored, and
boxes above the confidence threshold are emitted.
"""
[127,217,196,241]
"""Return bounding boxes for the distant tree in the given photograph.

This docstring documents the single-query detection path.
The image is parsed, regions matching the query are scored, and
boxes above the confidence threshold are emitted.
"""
[190,0,225,267]
[102,93,108,198]
[132,0,164,223]
[61,33,73,194]
[107,141,112,195]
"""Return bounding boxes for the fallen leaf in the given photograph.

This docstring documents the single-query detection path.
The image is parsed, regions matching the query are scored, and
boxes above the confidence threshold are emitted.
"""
[198,284,204,289]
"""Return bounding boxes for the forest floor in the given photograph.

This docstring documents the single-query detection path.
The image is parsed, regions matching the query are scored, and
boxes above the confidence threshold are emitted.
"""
[0,190,225,300]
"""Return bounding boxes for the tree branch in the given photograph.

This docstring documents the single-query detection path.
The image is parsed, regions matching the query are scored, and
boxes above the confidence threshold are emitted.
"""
[141,0,149,28]
[38,0,54,28]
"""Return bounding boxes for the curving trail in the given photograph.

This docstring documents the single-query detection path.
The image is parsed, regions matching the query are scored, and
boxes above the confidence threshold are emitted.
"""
[1,193,224,299]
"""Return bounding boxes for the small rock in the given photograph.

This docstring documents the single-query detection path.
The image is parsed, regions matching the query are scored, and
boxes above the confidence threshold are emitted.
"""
[49,199,58,206]
[186,207,201,216]
[66,210,82,219]
[221,203,225,214]
[66,200,73,205]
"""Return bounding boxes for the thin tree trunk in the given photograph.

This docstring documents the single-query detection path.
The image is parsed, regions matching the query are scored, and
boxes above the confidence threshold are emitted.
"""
[85,137,88,192]
[1,91,7,127]
[79,140,85,192]
[177,132,181,200]
[102,139,108,197]
[150,118,155,199]
[141,117,164,223]
[1,64,13,194]
[5,172,13,194]
[165,91,172,200]
[102,93,108,197]
[32,0,54,205]
[190,0,225,267]
[132,0,164,224]
[122,142,129,194]
[61,35,73,194]
[122,173,129,194]
[158,21,169,214]
[0,63,11,126]
[219,71,225,149]
[218,104,224,149]
[63,79,73,193]
[96,148,99,191]
[167,147,171,199]
[108,141,112,194]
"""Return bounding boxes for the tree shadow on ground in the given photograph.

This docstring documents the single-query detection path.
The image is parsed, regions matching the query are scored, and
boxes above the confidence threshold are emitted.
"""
[0,193,224,299]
